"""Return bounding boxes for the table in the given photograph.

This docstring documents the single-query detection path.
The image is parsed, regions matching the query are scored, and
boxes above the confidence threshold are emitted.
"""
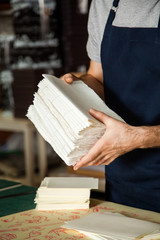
[0,180,159,239]
[0,116,47,185]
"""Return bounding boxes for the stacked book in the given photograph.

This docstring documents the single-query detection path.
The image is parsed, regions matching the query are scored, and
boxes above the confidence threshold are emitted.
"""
[27,74,124,166]
[34,177,98,210]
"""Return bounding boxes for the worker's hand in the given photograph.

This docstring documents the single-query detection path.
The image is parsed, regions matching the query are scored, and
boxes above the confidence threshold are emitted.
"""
[73,108,140,170]
[60,73,78,84]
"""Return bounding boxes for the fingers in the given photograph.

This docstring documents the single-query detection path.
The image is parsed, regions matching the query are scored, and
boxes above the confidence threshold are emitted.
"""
[60,73,74,83]
[73,138,104,170]
[89,108,111,125]
[96,156,116,166]
[73,152,116,170]
[73,124,119,170]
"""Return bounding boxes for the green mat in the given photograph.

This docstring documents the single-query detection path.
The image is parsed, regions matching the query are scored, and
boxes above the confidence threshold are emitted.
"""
[0,179,36,217]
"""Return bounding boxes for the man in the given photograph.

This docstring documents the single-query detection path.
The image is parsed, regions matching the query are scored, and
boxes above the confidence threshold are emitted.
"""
[61,0,160,212]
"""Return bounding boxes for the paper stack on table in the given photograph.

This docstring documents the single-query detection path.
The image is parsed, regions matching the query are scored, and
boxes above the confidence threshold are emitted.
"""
[62,212,160,240]
[35,177,98,210]
[26,74,124,166]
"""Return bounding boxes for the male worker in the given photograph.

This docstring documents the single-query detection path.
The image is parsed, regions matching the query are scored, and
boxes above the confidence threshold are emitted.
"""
[61,0,160,212]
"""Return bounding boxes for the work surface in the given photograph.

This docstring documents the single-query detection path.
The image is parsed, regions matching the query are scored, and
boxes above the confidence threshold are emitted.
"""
[0,179,160,239]
[0,197,160,239]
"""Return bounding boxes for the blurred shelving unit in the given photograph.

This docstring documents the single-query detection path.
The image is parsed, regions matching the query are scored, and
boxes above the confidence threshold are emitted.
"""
[0,0,105,191]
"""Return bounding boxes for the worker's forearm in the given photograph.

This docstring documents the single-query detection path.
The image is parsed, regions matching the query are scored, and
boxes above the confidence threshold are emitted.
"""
[133,125,160,149]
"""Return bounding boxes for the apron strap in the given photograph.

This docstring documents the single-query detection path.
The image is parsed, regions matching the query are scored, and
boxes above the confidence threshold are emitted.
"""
[112,0,120,8]
[106,0,120,27]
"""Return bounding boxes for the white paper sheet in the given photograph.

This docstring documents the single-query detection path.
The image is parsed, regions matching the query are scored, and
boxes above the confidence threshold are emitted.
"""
[42,74,124,122]
[40,177,99,189]
[62,212,160,240]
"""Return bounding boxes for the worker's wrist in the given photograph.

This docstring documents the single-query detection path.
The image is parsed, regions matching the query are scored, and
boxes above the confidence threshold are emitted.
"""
[132,125,160,149]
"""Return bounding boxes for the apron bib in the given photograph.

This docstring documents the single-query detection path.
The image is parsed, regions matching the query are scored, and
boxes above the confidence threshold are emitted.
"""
[101,0,160,212]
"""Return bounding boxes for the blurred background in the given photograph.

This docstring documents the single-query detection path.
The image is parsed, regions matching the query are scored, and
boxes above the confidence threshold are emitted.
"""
[0,0,105,194]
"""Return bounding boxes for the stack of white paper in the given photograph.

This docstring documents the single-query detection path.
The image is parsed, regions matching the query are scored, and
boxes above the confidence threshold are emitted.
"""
[27,74,124,166]
[62,212,160,240]
[35,177,98,210]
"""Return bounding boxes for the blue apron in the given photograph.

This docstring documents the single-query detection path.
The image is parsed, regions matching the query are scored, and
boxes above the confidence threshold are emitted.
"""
[101,0,160,212]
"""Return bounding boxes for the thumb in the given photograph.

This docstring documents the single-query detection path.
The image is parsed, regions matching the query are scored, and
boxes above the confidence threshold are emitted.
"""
[89,108,110,124]
[60,73,74,83]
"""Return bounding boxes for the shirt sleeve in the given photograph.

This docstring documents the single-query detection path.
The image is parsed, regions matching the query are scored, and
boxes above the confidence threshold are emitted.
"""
[86,0,101,63]
[86,0,111,63]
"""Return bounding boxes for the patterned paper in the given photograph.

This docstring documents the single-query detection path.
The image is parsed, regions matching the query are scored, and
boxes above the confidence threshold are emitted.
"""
[0,200,160,240]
